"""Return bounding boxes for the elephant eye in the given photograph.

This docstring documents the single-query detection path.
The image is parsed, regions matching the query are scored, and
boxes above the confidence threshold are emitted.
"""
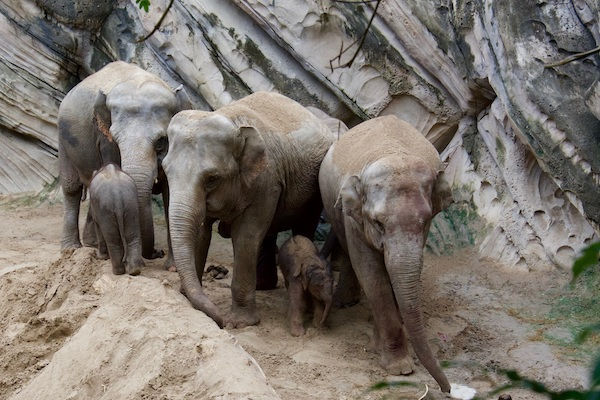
[205,174,221,190]
[374,220,385,233]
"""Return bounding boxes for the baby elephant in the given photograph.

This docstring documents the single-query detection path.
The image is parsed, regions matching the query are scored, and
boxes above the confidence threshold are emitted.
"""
[89,163,145,275]
[278,235,333,336]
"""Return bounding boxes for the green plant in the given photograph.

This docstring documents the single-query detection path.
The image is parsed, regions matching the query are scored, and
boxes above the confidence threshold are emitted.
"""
[481,242,600,399]
[135,0,150,12]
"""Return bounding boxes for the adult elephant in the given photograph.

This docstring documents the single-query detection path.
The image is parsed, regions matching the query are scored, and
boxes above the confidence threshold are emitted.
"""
[162,92,334,328]
[319,115,452,393]
[59,61,188,268]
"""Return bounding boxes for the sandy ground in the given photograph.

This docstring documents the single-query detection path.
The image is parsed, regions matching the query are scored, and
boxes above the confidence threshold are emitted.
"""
[0,198,594,399]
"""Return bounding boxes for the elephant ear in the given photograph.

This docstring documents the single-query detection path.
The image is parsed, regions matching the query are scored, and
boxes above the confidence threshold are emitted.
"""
[237,126,267,188]
[432,168,453,216]
[92,91,112,142]
[299,263,311,291]
[92,91,120,165]
[335,175,363,226]
[290,260,308,290]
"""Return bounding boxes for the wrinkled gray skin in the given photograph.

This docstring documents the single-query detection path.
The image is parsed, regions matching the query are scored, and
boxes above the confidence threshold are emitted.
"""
[319,115,452,393]
[59,61,187,269]
[278,235,333,336]
[89,164,145,275]
[163,91,334,329]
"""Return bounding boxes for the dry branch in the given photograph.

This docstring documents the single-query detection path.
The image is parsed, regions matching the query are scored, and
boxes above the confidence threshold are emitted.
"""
[328,0,382,71]
[135,0,175,42]
[544,45,600,68]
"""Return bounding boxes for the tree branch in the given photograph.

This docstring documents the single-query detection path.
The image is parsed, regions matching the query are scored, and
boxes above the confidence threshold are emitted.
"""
[328,0,382,71]
[544,45,600,68]
[135,0,175,43]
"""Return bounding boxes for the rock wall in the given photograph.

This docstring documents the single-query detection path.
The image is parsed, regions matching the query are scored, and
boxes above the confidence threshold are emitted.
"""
[0,0,598,269]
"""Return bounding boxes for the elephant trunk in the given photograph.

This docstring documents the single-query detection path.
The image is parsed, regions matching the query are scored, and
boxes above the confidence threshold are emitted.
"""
[169,191,224,328]
[384,235,451,393]
[122,164,156,259]
[320,295,332,326]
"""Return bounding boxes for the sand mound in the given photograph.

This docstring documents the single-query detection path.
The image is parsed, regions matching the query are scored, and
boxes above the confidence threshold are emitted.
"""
[1,248,278,400]
[0,249,101,397]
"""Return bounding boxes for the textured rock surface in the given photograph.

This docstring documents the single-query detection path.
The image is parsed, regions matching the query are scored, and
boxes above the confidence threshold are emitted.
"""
[0,0,598,268]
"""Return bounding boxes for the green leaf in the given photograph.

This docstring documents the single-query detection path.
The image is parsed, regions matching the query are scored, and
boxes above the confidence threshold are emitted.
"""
[572,242,600,283]
[584,391,600,400]
[576,324,600,344]
[135,0,151,12]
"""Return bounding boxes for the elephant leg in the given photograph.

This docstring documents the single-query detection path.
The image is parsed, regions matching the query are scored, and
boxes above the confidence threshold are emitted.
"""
[332,247,361,307]
[82,209,98,247]
[291,198,322,240]
[228,190,280,328]
[345,223,414,375]
[59,153,83,250]
[161,184,176,272]
[256,233,278,290]
[98,215,126,275]
[94,220,109,260]
[123,217,144,277]
[287,281,306,336]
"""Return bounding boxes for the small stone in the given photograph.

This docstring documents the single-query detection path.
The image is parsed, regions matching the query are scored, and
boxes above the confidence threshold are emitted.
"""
[498,394,512,400]
[34,359,49,370]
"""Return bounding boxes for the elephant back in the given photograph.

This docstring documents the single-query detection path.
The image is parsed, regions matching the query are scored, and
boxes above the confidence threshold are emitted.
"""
[75,61,171,94]
[331,115,441,175]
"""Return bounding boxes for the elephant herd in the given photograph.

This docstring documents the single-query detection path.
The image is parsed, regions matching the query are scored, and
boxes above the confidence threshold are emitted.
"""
[58,61,452,393]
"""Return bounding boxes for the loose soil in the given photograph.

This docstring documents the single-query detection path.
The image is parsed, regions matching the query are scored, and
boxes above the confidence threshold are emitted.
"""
[0,198,594,399]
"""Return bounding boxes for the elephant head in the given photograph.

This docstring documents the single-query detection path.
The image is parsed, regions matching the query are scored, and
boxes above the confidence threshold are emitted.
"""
[337,154,452,393]
[92,80,185,258]
[296,256,334,327]
[162,111,267,323]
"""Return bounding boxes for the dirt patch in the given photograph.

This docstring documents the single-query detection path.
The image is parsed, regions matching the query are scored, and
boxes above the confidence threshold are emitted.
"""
[0,200,594,399]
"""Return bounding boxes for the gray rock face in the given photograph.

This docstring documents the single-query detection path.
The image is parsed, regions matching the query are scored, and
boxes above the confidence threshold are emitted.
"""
[0,0,597,269]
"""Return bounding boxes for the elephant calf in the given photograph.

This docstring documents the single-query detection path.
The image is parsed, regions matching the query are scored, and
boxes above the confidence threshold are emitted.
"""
[278,235,333,336]
[89,164,145,276]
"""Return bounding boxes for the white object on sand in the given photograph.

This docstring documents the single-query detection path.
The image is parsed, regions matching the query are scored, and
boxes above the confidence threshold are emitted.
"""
[450,383,477,400]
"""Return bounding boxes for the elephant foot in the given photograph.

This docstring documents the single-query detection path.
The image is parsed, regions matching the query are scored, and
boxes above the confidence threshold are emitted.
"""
[95,250,109,260]
[380,352,414,376]
[61,239,82,252]
[144,248,165,260]
[162,254,176,272]
[112,266,126,275]
[226,307,260,329]
[127,267,141,276]
[290,322,305,337]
